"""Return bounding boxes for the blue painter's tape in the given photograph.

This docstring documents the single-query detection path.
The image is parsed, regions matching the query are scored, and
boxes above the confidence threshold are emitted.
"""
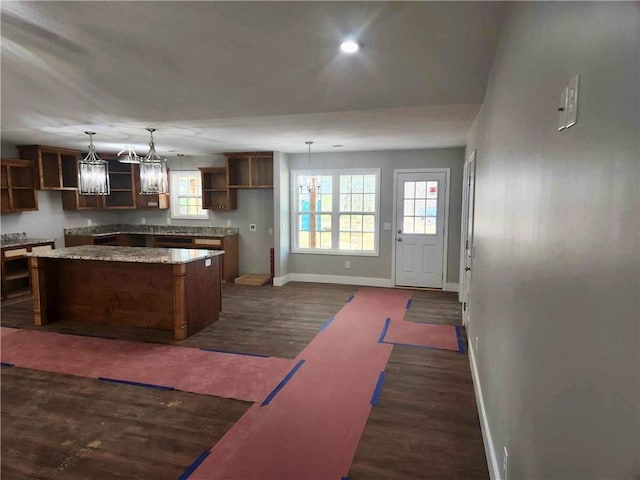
[341,477,351,480]
[178,450,211,480]
[406,299,413,310]
[377,318,391,343]
[319,317,335,332]
[346,295,355,303]
[383,341,453,352]
[261,359,306,406]
[1,362,15,367]
[98,377,174,391]
[370,371,386,406]
[200,348,269,358]
[455,325,466,354]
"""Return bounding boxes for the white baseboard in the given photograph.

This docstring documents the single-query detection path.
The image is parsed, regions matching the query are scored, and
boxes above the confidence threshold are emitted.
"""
[469,339,501,480]
[272,274,292,287]
[443,282,459,292]
[276,273,393,288]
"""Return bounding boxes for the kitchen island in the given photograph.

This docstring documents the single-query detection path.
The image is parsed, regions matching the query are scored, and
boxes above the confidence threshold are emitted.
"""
[28,245,224,340]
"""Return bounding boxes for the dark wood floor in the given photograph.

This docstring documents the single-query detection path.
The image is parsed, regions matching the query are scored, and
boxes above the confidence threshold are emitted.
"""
[1,283,487,479]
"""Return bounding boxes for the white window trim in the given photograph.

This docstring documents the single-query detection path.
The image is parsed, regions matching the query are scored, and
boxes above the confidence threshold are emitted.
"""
[291,168,381,256]
[170,170,209,220]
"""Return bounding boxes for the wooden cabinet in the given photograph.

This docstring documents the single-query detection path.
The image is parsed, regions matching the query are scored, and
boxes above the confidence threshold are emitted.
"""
[1,241,54,300]
[64,231,239,283]
[62,159,144,210]
[151,234,239,283]
[1,159,38,213]
[103,160,136,209]
[134,165,170,210]
[226,152,273,188]
[200,167,237,211]
[17,145,80,190]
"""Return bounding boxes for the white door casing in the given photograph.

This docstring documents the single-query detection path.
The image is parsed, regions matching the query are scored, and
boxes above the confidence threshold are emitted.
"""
[394,170,448,288]
[462,151,476,325]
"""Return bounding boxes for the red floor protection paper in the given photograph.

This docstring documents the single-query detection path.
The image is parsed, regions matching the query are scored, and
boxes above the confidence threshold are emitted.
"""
[0,328,294,402]
[383,320,461,351]
[189,287,412,480]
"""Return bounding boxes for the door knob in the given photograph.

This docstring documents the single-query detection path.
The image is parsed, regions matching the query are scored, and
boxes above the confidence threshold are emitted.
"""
[397,237,402,242]
[465,267,471,271]
[397,229,402,234]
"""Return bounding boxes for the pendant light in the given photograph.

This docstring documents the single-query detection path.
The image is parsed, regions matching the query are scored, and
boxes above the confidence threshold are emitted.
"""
[139,127,168,194]
[298,141,320,194]
[78,131,110,195]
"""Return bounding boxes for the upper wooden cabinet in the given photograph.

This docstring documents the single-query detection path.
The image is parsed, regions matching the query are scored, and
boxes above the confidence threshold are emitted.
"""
[1,159,39,213]
[200,167,237,211]
[225,152,273,188]
[134,164,170,210]
[17,145,80,190]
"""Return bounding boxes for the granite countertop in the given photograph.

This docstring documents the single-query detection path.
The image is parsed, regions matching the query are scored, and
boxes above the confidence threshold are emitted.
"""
[64,224,239,237]
[1,233,56,249]
[27,245,224,264]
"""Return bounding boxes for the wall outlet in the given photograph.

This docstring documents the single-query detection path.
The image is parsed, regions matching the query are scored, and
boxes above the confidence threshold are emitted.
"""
[503,446,509,480]
[141,217,146,225]
[87,219,92,226]
[249,224,257,232]
[166,217,171,225]
[345,261,351,269]
[226,220,232,226]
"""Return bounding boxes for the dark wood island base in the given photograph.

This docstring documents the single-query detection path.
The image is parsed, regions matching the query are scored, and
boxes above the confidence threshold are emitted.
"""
[29,246,223,340]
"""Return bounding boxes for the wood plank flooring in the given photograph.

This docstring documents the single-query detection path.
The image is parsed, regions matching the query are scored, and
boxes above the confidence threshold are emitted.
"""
[1,283,487,479]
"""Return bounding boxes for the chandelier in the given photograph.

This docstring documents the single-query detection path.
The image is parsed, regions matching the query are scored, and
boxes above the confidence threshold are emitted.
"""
[117,145,139,164]
[139,128,169,194]
[78,132,110,195]
[298,141,321,194]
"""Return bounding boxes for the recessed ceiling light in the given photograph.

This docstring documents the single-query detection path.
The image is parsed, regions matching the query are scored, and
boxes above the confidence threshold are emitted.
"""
[340,40,360,54]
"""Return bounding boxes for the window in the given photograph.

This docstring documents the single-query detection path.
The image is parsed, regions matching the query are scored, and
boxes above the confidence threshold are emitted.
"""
[292,169,380,255]
[170,171,209,219]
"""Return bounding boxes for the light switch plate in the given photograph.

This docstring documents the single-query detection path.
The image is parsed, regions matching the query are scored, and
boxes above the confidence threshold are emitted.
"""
[558,87,568,131]
[205,258,212,267]
[249,224,257,232]
[566,74,579,128]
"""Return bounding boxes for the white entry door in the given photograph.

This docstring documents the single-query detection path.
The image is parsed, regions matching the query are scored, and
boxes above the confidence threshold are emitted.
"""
[394,171,447,288]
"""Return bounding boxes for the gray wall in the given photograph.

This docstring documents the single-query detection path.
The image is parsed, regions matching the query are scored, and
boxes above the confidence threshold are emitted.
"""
[1,147,275,275]
[466,2,639,478]
[273,152,290,278]
[287,148,464,283]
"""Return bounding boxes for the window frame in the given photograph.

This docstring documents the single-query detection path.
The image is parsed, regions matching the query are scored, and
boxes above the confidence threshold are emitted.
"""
[169,170,209,220]
[291,168,381,256]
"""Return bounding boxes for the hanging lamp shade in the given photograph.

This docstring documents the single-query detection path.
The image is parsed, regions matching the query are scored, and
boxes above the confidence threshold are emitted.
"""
[139,128,168,194]
[78,131,110,195]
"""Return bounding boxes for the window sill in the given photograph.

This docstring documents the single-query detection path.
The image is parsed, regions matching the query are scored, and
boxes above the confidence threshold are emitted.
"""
[291,248,379,257]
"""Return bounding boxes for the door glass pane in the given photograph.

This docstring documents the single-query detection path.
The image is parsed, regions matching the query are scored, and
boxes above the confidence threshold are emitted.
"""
[415,216,426,234]
[415,181,427,198]
[404,199,414,216]
[404,181,415,198]
[426,199,437,217]
[415,199,426,216]
[403,217,414,234]
[426,181,438,199]
[425,217,436,234]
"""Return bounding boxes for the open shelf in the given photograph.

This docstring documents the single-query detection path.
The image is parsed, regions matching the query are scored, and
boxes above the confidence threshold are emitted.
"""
[200,167,237,211]
[17,145,80,190]
[1,159,39,213]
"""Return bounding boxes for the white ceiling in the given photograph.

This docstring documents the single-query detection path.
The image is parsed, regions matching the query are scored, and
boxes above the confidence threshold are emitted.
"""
[1,1,504,155]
